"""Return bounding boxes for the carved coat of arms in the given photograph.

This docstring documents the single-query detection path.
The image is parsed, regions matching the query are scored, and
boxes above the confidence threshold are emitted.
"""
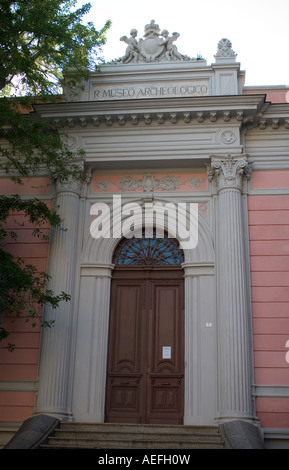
[119,19,192,63]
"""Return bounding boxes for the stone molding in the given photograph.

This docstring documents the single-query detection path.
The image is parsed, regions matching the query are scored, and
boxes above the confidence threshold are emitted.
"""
[53,114,289,130]
[252,385,289,398]
[46,113,289,131]
[80,264,114,278]
[52,111,253,128]
[0,380,38,392]
[81,197,214,266]
[182,262,214,277]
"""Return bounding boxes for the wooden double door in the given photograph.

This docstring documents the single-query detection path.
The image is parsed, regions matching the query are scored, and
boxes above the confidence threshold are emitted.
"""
[105,266,184,424]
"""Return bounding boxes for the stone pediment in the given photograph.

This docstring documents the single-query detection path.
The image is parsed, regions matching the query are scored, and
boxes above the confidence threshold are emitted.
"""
[114,19,204,64]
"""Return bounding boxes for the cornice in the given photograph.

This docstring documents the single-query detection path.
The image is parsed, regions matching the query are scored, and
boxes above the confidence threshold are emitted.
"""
[89,61,243,79]
[32,94,270,129]
[264,103,289,115]
[95,60,211,76]
[261,103,289,128]
[34,94,266,115]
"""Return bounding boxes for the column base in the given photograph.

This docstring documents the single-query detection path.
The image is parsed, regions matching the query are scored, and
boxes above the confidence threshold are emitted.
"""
[215,413,260,426]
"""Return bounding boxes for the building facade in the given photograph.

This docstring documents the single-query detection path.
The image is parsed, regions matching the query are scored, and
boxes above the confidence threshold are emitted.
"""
[1,21,289,447]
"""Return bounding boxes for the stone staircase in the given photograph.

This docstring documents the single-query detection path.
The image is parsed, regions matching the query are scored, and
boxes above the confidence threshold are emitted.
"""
[41,423,226,449]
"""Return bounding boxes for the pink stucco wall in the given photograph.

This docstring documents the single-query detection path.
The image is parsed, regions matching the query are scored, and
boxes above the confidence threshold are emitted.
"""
[0,177,51,422]
[243,89,289,104]
[249,171,289,428]
[265,91,289,104]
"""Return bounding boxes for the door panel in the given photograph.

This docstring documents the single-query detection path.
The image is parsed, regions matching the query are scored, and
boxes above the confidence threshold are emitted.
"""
[113,284,143,372]
[105,268,184,424]
[147,281,184,423]
[106,281,146,423]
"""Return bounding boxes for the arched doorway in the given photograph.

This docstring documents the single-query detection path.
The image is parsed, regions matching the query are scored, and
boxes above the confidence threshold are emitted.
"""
[105,233,184,424]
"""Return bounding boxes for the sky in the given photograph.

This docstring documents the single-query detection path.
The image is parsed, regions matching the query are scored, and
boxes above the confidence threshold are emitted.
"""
[77,0,289,87]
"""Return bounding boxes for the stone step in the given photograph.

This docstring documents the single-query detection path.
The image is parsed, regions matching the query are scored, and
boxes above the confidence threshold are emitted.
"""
[54,425,222,441]
[42,437,224,449]
[59,422,220,434]
[53,430,222,442]
[43,423,225,449]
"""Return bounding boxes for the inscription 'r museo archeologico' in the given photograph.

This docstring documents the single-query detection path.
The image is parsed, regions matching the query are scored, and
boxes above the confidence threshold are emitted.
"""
[93,81,209,100]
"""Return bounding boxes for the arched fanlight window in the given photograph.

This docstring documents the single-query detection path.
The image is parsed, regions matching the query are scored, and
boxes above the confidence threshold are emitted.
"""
[113,231,184,266]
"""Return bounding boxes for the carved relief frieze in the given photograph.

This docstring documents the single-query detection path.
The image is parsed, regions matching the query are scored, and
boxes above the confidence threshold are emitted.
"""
[183,176,206,189]
[93,172,207,193]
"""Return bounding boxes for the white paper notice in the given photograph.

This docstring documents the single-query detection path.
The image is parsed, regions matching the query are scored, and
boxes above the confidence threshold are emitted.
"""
[162,346,171,359]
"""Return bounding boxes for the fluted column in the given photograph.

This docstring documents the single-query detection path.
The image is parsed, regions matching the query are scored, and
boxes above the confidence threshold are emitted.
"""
[209,155,255,422]
[35,176,84,419]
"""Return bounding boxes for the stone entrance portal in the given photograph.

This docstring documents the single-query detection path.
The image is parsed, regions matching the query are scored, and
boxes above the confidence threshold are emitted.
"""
[34,22,256,428]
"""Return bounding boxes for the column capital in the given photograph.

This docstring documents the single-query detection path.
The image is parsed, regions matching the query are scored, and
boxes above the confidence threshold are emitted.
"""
[55,176,84,196]
[53,165,92,197]
[208,154,251,192]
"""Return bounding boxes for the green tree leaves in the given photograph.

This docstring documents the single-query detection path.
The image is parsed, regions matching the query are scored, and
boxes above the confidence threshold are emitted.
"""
[0,1,110,346]
[0,1,111,96]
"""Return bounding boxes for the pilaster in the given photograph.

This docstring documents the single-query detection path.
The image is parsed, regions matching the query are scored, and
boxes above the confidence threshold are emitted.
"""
[209,154,255,422]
